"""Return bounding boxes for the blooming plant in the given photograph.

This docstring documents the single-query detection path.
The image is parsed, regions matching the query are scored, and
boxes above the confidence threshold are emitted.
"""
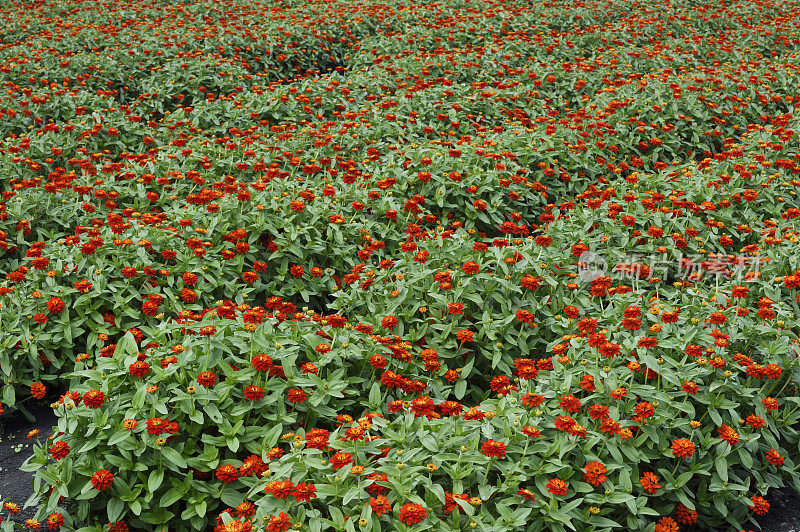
[0,0,797,530]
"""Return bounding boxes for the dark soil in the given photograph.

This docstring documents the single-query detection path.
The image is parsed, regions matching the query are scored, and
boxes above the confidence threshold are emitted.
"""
[0,403,58,523]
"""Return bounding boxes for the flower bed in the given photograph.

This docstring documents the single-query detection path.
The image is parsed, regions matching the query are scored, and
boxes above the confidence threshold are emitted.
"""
[0,0,799,530]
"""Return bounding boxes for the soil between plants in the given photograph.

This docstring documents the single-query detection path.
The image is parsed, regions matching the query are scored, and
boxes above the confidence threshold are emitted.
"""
[0,404,58,524]
[1,407,800,529]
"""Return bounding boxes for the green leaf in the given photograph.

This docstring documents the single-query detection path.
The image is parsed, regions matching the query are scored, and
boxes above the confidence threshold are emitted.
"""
[619,469,632,491]
[220,486,243,508]
[107,430,131,446]
[160,488,183,507]
[160,447,187,469]
[716,456,728,482]
[107,498,125,523]
[454,379,467,400]
[148,468,164,492]
[204,403,223,424]
[368,382,380,406]
[114,331,138,360]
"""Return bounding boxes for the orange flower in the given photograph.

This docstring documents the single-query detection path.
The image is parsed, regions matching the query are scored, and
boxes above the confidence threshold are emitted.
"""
[90,469,114,491]
[397,503,427,525]
[456,329,474,343]
[216,464,238,484]
[546,478,568,495]
[30,382,46,399]
[583,461,607,486]
[639,472,661,494]
[750,495,770,515]
[369,495,391,516]
[480,440,507,459]
[654,516,679,532]
[265,513,292,532]
[670,438,696,459]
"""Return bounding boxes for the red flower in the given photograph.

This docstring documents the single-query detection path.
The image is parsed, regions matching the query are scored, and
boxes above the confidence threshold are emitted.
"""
[252,353,273,372]
[90,469,114,491]
[447,302,464,315]
[718,424,739,445]
[670,438,696,459]
[481,440,507,459]
[128,361,150,378]
[46,297,65,314]
[766,449,785,466]
[654,516,679,532]
[146,418,169,435]
[197,372,217,388]
[83,390,105,408]
[674,502,698,525]
[265,480,294,498]
[216,464,239,484]
[74,279,92,293]
[397,503,427,525]
[456,329,474,343]
[461,261,479,274]
[45,512,64,529]
[265,513,292,532]
[522,425,540,438]
[682,381,699,394]
[329,452,353,470]
[244,385,264,401]
[588,404,610,420]
[31,382,46,399]
[633,402,655,421]
[380,315,399,330]
[49,441,69,460]
[521,393,545,407]
[305,428,330,450]
[558,395,581,413]
[546,478,568,495]
[369,495,391,516]
[749,495,770,515]
[292,482,317,502]
[180,288,198,302]
[639,472,661,494]
[763,397,779,411]
[286,389,307,404]
[583,461,607,486]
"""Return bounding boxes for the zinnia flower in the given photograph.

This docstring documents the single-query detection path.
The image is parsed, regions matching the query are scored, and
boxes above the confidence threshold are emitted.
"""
[639,472,661,494]
[546,478,568,495]
[329,452,353,470]
[286,389,307,404]
[30,382,46,399]
[583,461,607,486]
[49,441,69,460]
[670,438,696,459]
[397,503,427,525]
[654,516,679,532]
[370,495,391,516]
[128,360,150,378]
[292,482,317,502]
[244,385,264,401]
[481,440,507,459]
[216,464,239,484]
[265,513,292,532]
[750,495,770,515]
[197,371,217,388]
[90,469,114,491]
[83,390,105,408]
